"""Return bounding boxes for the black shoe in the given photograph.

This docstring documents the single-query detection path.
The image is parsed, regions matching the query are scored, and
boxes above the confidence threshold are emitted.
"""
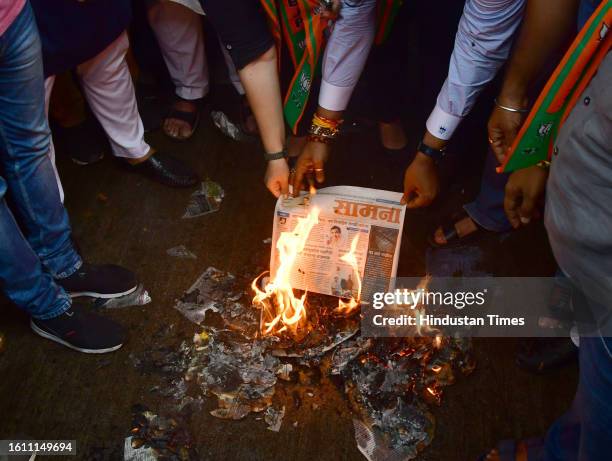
[31,304,125,354]
[57,263,138,299]
[131,151,198,188]
[54,117,107,165]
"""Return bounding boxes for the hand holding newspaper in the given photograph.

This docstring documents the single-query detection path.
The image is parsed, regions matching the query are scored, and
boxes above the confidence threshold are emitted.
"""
[270,186,406,304]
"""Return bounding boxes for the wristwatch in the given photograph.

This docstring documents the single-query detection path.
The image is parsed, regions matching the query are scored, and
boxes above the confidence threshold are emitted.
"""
[417,140,447,162]
[264,150,288,162]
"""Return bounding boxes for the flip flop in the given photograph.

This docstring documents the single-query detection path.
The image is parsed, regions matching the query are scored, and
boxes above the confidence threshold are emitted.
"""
[163,97,202,141]
[477,438,544,461]
[427,210,490,249]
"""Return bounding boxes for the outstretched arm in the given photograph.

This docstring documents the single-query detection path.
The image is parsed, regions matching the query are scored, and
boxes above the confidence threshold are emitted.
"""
[293,0,377,194]
[403,0,526,208]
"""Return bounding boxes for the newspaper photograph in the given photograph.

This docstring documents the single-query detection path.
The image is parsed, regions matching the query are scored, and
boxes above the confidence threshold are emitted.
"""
[270,186,406,304]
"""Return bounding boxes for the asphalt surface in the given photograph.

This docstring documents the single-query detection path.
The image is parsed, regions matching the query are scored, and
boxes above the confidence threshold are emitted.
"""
[0,87,578,460]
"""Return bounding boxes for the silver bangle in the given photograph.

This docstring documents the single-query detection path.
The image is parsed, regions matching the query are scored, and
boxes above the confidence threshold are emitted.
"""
[494,98,529,113]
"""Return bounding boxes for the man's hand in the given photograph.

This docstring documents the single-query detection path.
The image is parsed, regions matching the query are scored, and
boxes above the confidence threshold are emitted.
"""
[504,165,548,228]
[292,141,330,196]
[401,152,439,208]
[265,158,290,198]
[488,102,528,165]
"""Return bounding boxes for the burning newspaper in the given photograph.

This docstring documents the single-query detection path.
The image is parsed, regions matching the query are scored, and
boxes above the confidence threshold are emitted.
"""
[269,186,405,306]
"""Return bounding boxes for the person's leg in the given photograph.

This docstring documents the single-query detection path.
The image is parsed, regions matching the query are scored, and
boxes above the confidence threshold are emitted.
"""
[148,1,208,139]
[43,75,65,202]
[0,177,70,320]
[0,4,126,354]
[0,3,82,280]
[464,148,512,232]
[75,31,197,187]
[148,1,209,100]
[75,31,151,162]
[432,147,512,246]
[540,284,612,460]
[47,72,106,167]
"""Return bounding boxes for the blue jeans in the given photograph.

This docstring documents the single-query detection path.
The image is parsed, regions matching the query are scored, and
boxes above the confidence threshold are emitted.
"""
[543,332,612,459]
[0,2,81,320]
[463,147,512,233]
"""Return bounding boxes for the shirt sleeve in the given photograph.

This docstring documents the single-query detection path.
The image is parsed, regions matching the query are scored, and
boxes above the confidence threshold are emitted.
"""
[426,0,526,140]
[318,0,377,112]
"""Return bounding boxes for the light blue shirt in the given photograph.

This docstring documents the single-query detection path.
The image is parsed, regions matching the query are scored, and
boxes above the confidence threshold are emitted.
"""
[427,0,526,140]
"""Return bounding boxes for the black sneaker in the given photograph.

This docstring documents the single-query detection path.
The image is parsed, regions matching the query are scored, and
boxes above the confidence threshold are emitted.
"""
[31,304,125,354]
[57,263,138,298]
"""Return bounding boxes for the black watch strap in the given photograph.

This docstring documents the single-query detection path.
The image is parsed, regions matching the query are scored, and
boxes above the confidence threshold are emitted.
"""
[417,141,446,162]
[264,150,288,162]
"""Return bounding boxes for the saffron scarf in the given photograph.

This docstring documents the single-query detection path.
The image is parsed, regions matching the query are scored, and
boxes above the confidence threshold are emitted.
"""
[260,0,329,134]
[259,0,405,133]
[499,1,611,173]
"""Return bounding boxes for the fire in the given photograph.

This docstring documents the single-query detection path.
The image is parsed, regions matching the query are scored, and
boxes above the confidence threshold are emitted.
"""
[252,205,362,337]
[334,234,362,315]
[252,207,320,336]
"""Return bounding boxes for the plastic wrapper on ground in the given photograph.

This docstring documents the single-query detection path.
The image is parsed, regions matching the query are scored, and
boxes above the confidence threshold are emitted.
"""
[92,284,151,309]
[182,181,224,219]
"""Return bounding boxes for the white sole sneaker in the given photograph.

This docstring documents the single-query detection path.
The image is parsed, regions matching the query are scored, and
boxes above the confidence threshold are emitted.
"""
[30,320,123,354]
[68,285,138,299]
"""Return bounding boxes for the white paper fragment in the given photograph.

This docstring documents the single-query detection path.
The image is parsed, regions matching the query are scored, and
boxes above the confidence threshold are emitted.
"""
[167,245,197,260]
[264,406,285,432]
[123,437,157,461]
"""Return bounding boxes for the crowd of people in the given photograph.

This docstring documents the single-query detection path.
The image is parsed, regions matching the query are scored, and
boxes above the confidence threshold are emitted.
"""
[0,0,610,459]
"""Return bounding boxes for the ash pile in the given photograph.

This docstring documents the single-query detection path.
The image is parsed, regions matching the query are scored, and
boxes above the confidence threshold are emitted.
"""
[151,267,475,460]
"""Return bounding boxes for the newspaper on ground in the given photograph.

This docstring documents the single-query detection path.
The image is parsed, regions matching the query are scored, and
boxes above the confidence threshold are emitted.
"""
[270,186,406,305]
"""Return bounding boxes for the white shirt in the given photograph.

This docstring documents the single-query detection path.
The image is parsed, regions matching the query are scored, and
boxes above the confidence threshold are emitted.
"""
[427,0,526,140]
[319,0,377,112]
[319,0,526,133]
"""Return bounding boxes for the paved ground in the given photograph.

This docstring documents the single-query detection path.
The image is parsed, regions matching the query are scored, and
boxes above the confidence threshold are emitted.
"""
[0,92,579,460]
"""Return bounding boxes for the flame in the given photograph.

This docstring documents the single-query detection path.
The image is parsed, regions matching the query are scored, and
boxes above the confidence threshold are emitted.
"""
[334,234,362,315]
[252,207,320,337]
[425,384,442,404]
[252,203,362,337]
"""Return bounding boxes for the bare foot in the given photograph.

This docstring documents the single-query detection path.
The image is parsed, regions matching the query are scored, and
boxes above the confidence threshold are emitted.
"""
[379,120,408,150]
[433,216,478,245]
[163,100,197,140]
[485,441,528,461]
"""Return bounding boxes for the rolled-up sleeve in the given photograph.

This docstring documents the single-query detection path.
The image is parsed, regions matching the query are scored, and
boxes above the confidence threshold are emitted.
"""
[318,0,377,112]
[426,0,526,140]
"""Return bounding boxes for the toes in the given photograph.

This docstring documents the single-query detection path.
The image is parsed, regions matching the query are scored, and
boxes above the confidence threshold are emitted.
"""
[164,119,189,140]
[486,449,499,461]
[433,227,447,245]
[178,124,193,140]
